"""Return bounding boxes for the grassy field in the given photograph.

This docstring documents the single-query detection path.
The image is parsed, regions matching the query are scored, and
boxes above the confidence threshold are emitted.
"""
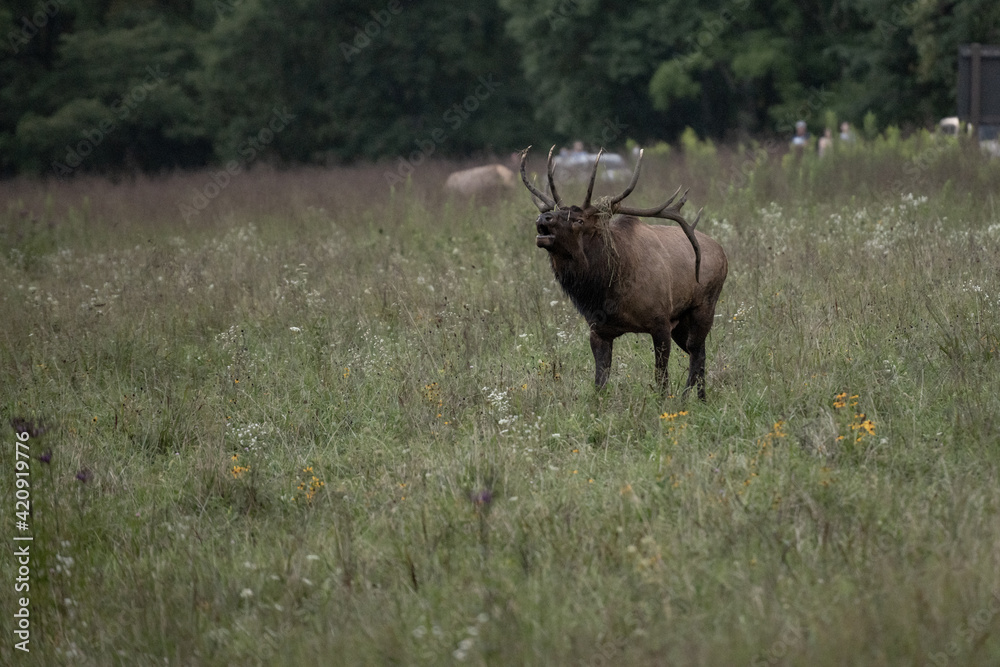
[2,135,1000,665]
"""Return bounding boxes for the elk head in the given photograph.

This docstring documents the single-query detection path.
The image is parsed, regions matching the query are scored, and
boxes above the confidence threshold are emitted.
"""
[519,145,703,282]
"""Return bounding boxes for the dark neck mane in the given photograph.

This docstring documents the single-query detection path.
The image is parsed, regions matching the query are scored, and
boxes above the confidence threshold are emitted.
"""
[551,218,636,322]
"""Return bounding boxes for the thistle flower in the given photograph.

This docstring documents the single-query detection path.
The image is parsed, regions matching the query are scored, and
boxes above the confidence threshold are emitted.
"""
[470,489,493,507]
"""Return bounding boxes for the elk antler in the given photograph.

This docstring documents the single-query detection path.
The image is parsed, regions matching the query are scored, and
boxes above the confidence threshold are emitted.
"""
[582,148,603,209]
[519,146,556,212]
[606,148,643,207]
[608,149,703,283]
[546,145,563,208]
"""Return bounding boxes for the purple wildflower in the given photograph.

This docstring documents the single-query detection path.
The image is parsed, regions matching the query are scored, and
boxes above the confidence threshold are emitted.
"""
[10,418,47,438]
[470,489,493,507]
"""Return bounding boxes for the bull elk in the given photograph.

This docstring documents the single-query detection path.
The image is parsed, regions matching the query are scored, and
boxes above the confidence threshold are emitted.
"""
[520,146,728,399]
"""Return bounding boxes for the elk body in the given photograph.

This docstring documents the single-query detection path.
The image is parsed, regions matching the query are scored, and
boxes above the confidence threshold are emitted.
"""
[520,146,728,398]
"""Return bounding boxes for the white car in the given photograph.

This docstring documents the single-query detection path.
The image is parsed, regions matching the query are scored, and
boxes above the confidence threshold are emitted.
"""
[938,117,967,136]
[551,151,631,182]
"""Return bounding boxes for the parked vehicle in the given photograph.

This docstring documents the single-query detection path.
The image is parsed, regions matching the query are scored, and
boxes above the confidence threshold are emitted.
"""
[939,116,1000,157]
[551,149,631,182]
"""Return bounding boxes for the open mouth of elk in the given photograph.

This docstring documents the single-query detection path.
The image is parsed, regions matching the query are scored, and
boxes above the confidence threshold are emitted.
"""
[535,221,555,248]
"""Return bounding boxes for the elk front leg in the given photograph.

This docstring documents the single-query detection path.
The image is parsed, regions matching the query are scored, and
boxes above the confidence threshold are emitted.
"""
[652,330,672,393]
[589,331,613,388]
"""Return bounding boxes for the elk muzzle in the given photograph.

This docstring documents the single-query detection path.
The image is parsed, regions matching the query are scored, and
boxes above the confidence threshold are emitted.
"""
[536,215,556,249]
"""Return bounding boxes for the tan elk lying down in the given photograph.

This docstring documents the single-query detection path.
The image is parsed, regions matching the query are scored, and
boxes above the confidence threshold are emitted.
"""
[444,164,515,196]
[520,146,728,399]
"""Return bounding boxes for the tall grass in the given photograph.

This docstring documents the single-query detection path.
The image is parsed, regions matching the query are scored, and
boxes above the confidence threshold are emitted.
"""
[2,136,999,665]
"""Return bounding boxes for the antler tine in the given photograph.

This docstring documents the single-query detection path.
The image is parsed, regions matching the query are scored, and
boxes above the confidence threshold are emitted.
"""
[614,186,685,218]
[607,148,644,206]
[582,147,604,210]
[690,206,702,231]
[519,146,556,212]
[647,206,702,283]
[546,145,563,207]
[616,187,702,283]
[688,207,703,279]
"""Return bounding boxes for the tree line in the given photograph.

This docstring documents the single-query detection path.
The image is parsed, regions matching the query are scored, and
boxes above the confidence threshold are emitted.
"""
[2,0,998,177]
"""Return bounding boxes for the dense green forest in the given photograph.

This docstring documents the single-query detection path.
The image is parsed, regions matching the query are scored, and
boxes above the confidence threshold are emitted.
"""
[2,0,999,176]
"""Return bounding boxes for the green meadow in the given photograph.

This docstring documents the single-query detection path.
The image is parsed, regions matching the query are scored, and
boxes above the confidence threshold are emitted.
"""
[2,135,1000,665]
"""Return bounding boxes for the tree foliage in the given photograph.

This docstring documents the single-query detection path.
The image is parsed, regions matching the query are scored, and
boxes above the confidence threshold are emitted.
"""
[1,0,997,176]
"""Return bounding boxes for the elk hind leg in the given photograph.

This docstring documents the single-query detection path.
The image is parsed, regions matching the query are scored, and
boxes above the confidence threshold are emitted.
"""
[682,313,712,400]
[671,320,690,354]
